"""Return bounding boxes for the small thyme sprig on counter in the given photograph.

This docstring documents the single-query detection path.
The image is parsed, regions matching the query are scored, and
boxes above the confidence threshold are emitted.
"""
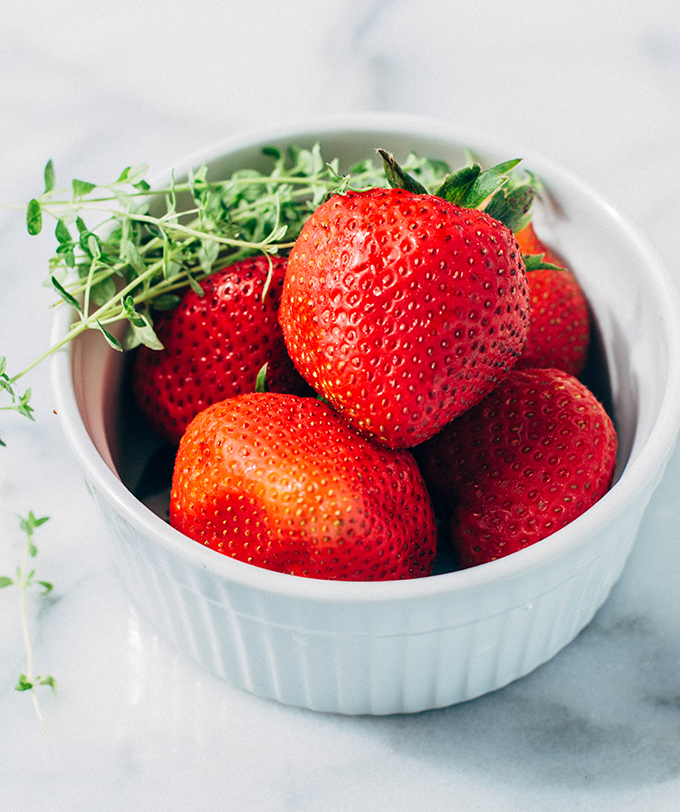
[1,511,55,731]
[0,357,33,447]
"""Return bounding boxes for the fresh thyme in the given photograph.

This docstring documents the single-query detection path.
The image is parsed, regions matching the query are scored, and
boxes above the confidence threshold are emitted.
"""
[1,511,55,730]
[0,144,451,421]
[0,357,33,447]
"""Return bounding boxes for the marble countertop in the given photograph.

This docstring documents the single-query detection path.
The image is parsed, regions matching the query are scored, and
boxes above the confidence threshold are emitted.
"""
[2,1,680,809]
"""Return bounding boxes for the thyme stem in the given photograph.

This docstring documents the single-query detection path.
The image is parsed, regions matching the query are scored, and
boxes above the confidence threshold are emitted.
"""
[17,543,45,731]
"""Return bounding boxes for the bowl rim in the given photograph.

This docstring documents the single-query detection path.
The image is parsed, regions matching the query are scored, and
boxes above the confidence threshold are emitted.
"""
[49,111,680,605]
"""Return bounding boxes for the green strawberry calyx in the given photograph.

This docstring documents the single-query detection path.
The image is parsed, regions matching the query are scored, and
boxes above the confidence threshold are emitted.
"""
[377,148,536,232]
[378,149,430,195]
[522,253,563,272]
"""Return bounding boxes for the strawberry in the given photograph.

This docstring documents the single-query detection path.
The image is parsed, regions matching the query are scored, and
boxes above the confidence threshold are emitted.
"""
[418,367,617,568]
[169,392,437,580]
[132,255,309,444]
[514,221,590,376]
[279,161,530,449]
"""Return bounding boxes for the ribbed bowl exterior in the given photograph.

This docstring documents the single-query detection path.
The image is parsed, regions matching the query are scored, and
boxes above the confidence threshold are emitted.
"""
[87,479,646,714]
[51,114,680,715]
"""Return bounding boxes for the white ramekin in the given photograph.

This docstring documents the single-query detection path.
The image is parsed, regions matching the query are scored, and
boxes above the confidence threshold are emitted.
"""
[50,113,680,714]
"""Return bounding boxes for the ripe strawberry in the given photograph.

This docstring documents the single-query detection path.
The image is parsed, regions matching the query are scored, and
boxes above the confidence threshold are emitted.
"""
[132,255,309,444]
[514,221,590,376]
[279,186,530,449]
[170,392,437,580]
[418,367,617,568]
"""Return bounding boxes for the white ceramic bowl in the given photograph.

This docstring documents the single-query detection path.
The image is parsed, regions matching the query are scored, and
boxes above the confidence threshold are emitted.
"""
[50,113,680,715]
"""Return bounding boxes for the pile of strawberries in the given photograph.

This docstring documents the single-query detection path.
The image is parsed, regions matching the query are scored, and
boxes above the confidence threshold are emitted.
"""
[132,151,617,581]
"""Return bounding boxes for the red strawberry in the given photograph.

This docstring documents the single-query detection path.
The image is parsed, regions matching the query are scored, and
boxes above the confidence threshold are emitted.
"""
[514,221,590,376]
[132,255,309,444]
[170,392,437,580]
[279,186,530,449]
[418,367,617,568]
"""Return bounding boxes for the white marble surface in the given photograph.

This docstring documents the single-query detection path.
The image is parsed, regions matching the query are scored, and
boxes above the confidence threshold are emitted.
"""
[2,0,680,809]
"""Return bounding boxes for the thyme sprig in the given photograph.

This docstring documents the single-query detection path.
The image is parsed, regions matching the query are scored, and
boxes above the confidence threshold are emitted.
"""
[0,145,449,420]
[0,357,33,447]
[1,511,55,731]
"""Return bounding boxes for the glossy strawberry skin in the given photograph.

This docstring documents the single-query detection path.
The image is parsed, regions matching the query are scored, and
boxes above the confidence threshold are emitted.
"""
[515,267,590,376]
[132,256,309,445]
[279,188,530,449]
[170,392,437,580]
[514,222,590,376]
[418,367,617,568]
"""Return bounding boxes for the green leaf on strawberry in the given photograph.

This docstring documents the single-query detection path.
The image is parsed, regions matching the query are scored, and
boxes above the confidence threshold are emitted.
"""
[432,164,481,205]
[377,149,429,195]
[435,158,522,209]
[485,178,535,232]
[522,253,563,271]
[377,149,532,230]
[378,148,523,210]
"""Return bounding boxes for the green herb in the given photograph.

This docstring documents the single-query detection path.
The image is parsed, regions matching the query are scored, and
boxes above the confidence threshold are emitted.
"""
[0,356,33,446]
[484,165,537,233]
[0,143,539,432]
[0,144,451,421]
[1,511,55,730]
